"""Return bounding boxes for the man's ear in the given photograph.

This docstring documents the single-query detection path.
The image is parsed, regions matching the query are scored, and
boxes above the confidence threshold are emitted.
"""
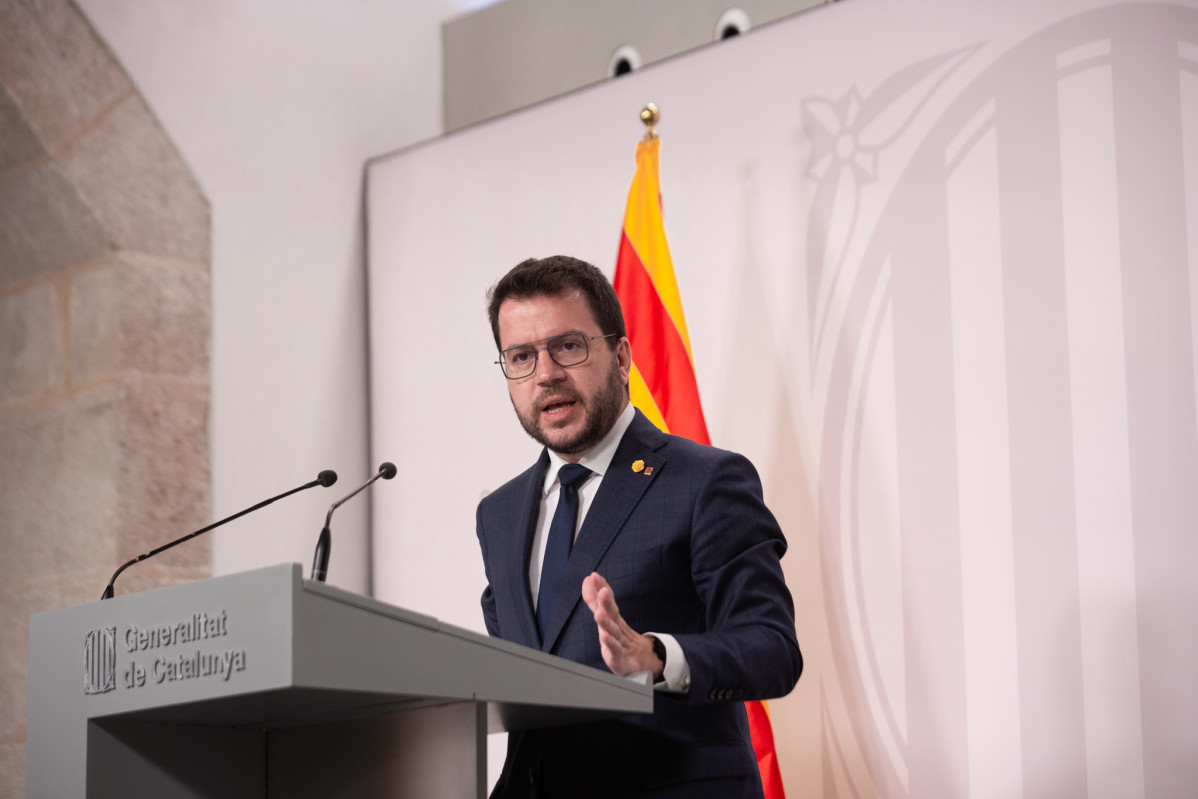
[617,337,633,384]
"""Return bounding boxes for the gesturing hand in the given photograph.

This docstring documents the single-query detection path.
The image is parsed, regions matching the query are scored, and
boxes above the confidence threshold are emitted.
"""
[581,572,664,680]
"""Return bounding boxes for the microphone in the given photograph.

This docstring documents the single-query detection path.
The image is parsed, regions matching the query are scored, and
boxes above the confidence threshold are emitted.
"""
[100,470,338,600]
[310,461,396,583]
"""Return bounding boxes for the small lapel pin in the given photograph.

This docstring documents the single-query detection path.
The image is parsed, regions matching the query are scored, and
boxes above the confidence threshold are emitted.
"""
[644,466,654,475]
[632,459,645,473]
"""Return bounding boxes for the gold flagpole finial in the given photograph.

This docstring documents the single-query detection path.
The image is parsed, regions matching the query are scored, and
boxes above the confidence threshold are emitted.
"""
[640,103,660,141]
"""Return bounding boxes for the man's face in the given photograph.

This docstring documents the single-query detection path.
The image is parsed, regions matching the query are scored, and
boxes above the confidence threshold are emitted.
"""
[497,291,631,462]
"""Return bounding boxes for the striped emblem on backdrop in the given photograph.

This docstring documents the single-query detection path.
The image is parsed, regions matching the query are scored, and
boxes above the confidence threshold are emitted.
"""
[804,5,1198,797]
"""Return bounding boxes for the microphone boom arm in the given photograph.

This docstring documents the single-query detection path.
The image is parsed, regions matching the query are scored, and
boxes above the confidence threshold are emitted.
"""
[100,470,337,600]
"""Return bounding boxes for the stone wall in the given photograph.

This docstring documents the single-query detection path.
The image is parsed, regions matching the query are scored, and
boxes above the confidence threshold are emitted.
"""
[0,0,211,793]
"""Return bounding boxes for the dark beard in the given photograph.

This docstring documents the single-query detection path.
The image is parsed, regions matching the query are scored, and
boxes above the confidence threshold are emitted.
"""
[514,356,626,457]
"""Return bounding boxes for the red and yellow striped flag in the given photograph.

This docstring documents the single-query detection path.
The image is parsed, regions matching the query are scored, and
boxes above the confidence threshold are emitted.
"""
[612,131,787,799]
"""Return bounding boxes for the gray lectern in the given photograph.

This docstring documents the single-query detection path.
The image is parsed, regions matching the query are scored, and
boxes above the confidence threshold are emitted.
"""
[27,563,653,798]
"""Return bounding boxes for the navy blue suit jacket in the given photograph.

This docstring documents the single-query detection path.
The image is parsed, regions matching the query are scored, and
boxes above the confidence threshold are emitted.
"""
[476,410,802,798]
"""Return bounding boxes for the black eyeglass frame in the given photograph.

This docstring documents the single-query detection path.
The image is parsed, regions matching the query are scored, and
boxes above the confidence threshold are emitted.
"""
[494,331,619,379]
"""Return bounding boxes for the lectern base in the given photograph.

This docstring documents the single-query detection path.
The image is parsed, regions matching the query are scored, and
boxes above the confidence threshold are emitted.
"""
[87,701,486,798]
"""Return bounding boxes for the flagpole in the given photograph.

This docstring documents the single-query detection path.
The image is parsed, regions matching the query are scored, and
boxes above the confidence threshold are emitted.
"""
[640,102,659,141]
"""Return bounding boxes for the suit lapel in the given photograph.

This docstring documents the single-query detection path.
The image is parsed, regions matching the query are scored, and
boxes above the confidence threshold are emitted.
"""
[541,412,668,652]
[503,451,549,649]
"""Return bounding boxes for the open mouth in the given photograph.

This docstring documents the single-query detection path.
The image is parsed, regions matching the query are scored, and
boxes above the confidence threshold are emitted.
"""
[543,399,577,416]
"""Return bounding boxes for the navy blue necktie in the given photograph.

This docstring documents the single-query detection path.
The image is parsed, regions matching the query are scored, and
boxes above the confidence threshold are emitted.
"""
[537,463,592,638]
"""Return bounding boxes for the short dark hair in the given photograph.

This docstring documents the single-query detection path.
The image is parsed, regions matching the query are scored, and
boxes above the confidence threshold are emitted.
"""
[486,255,627,349]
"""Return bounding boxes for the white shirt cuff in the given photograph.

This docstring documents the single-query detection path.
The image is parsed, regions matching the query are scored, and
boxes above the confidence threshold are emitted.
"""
[646,632,690,693]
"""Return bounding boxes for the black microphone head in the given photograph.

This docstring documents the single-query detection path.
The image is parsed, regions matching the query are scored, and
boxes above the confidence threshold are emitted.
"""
[317,470,338,487]
[379,462,397,480]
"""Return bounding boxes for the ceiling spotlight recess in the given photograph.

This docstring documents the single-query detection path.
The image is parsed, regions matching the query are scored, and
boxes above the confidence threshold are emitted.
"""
[608,44,642,77]
[715,8,752,40]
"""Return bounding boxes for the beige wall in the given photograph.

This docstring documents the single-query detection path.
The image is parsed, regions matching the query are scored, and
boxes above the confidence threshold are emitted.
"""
[0,1,210,794]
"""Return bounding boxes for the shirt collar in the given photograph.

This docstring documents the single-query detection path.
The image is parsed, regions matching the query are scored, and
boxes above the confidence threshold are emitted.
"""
[543,401,636,494]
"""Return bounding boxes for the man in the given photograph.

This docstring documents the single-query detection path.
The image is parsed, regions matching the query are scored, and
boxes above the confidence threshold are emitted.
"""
[477,255,801,798]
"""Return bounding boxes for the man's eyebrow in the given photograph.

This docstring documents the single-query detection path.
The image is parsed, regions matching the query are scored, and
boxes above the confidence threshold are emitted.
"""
[502,331,583,351]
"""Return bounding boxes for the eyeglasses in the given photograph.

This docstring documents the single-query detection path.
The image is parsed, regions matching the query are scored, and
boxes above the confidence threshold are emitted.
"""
[495,331,617,379]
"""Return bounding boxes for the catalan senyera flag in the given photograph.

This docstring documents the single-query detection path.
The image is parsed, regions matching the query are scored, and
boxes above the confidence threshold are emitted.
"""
[612,132,787,799]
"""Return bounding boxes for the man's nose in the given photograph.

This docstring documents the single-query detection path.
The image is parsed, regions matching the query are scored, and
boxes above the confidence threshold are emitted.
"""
[534,349,566,383]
